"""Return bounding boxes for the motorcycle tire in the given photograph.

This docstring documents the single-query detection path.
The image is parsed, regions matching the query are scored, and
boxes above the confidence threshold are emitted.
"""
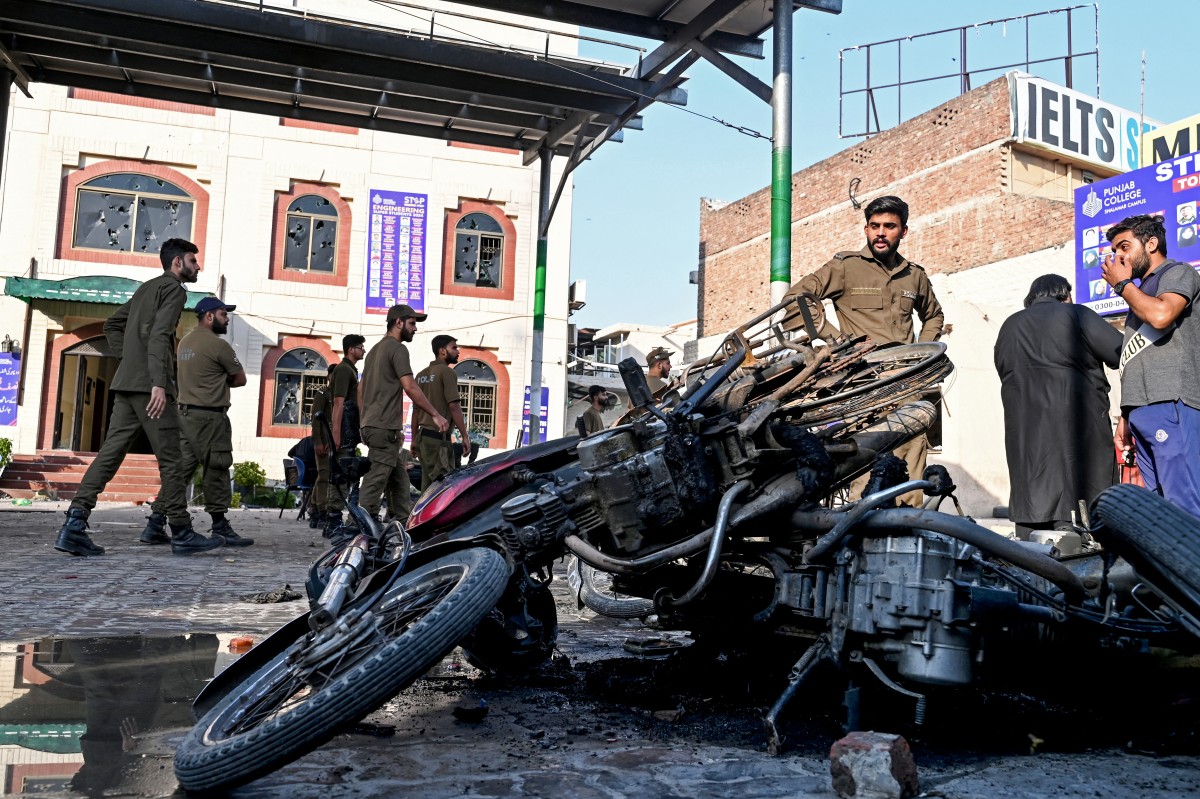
[570,558,655,619]
[174,547,508,794]
[1092,483,1200,630]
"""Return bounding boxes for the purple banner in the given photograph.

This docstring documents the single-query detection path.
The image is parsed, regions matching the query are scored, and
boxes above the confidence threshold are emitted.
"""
[0,353,16,426]
[520,386,550,445]
[1074,152,1200,316]
[366,189,427,315]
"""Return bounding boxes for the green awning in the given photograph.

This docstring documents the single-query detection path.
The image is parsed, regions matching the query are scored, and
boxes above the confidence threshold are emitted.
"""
[4,275,212,310]
[0,723,85,754]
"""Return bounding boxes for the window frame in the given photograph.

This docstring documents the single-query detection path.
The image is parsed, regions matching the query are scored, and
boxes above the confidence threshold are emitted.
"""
[453,349,510,449]
[58,160,209,268]
[269,183,352,287]
[441,200,517,301]
[258,336,340,439]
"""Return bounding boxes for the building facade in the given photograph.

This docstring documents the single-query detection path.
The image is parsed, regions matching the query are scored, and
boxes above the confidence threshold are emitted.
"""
[697,73,1146,514]
[0,9,577,478]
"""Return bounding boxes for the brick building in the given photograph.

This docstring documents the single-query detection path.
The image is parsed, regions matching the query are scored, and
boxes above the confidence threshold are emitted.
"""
[696,73,1142,515]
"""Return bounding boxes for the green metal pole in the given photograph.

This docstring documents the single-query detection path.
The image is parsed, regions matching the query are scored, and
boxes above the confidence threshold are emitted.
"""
[770,0,793,307]
[525,146,550,446]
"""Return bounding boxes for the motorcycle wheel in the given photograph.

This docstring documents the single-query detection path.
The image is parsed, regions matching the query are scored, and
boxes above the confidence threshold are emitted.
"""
[569,557,655,619]
[782,341,951,425]
[1092,483,1200,630]
[174,547,508,794]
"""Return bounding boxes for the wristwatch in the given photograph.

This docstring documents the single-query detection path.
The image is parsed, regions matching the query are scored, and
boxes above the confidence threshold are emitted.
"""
[1113,279,1133,296]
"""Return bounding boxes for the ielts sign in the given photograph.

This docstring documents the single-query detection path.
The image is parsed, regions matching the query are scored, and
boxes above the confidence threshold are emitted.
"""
[1009,72,1159,173]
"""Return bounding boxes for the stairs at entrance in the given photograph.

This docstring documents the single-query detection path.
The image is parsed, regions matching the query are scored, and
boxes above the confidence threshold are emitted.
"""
[0,451,161,504]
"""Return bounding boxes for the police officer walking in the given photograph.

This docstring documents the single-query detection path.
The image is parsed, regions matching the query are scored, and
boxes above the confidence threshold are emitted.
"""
[358,305,448,523]
[318,334,365,533]
[782,195,946,506]
[414,334,472,490]
[54,238,224,556]
[166,297,252,547]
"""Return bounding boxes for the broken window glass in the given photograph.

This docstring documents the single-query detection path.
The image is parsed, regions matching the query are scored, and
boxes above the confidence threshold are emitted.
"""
[454,213,504,289]
[72,172,194,254]
[454,359,498,436]
[284,194,338,273]
[273,348,329,426]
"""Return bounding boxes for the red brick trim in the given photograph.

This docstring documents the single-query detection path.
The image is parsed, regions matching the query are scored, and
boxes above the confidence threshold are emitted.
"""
[448,141,519,155]
[58,160,210,269]
[457,347,509,449]
[6,763,82,793]
[70,87,215,116]
[269,183,352,287]
[280,117,359,135]
[40,322,107,450]
[441,200,517,301]
[258,336,339,439]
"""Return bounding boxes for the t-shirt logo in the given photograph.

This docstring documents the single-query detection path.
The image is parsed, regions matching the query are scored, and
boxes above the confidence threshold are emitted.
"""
[1155,429,1169,443]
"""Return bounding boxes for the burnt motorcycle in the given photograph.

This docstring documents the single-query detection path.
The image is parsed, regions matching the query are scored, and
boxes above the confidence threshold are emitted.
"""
[174,295,1200,793]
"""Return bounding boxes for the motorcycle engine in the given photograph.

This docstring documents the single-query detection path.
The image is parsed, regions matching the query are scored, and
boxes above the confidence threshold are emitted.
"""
[572,417,711,555]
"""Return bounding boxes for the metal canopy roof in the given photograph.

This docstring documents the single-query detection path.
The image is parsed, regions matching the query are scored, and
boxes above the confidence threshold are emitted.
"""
[0,0,839,171]
[4,275,213,310]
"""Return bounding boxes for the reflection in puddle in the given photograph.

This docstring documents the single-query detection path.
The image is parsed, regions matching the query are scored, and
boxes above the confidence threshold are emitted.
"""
[0,635,244,797]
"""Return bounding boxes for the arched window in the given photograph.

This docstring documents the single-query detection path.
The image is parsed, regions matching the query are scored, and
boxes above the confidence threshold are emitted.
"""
[72,173,195,254]
[441,200,517,301]
[60,160,208,267]
[284,195,339,273]
[454,213,504,288]
[454,359,497,437]
[271,348,329,426]
[270,183,352,286]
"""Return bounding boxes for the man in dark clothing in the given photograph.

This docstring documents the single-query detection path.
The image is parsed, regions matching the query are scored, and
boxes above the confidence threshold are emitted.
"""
[413,334,472,490]
[307,363,337,529]
[994,274,1122,536]
[580,385,608,437]
[54,238,224,557]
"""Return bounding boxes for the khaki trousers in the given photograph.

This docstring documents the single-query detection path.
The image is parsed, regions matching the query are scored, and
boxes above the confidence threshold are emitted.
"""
[360,427,413,521]
[179,407,233,514]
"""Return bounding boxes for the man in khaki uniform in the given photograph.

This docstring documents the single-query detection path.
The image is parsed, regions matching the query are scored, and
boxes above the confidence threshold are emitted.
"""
[580,385,609,437]
[54,238,224,557]
[168,297,251,547]
[358,304,448,522]
[414,334,472,490]
[318,334,365,533]
[645,347,674,401]
[783,195,946,506]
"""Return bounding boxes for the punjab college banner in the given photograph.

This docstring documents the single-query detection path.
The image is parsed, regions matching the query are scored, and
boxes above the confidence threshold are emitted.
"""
[1074,151,1200,316]
[365,189,427,315]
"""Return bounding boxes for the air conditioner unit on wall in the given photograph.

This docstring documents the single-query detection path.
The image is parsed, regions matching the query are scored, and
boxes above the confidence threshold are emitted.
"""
[569,279,587,312]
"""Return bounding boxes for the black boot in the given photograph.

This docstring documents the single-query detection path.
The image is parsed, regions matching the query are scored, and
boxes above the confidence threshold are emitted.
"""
[139,511,170,545]
[211,517,253,547]
[170,524,225,555]
[321,511,342,540]
[308,509,324,529]
[54,507,105,557]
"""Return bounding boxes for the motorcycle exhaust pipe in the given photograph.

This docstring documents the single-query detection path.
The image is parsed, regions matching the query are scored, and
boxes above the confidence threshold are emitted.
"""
[310,535,371,632]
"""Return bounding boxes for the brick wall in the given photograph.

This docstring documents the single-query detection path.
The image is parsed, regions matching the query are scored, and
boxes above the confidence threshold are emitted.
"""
[697,76,1079,336]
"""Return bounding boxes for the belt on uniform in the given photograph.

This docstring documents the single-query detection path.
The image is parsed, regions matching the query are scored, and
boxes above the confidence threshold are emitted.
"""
[179,404,227,413]
[418,427,451,441]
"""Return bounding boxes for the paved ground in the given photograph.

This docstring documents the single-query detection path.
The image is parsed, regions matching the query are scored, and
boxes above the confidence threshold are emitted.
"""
[1,502,1197,799]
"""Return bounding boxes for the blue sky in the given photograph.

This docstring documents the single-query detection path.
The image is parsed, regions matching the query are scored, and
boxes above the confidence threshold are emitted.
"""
[568,1,1197,330]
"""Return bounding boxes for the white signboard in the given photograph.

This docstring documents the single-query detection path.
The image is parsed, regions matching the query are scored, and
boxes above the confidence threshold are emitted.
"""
[1009,72,1159,173]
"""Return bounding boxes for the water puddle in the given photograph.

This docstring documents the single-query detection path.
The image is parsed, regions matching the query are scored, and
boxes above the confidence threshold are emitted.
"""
[0,633,248,797]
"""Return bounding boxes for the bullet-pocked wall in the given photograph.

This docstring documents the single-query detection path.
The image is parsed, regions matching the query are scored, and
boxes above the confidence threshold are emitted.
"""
[0,29,575,479]
[696,76,1123,515]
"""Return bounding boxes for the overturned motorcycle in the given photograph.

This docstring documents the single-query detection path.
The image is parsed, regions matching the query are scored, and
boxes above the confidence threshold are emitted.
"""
[174,295,1200,793]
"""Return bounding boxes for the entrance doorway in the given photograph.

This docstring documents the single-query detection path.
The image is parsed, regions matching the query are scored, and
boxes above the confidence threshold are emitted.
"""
[53,337,141,453]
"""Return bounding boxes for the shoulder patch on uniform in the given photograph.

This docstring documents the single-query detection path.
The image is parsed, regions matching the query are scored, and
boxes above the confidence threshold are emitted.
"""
[833,251,857,260]
[906,260,927,272]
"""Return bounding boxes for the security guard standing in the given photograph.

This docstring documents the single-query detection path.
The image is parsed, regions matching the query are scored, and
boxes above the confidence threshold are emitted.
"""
[319,334,365,534]
[171,297,252,546]
[307,363,337,531]
[54,238,224,556]
[413,334,472,490]
[782,195,946,505]
[359,304,449,522]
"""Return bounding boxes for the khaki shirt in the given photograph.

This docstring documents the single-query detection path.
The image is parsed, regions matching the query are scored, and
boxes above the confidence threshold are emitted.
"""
[360,336,413,430]
[582,406,605,435]
[310,386,332,445]
[783,246,945,346]
[177,326,242,407]
[105,271,188,395]
[414,361,459,430]
[329,361,358,403]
